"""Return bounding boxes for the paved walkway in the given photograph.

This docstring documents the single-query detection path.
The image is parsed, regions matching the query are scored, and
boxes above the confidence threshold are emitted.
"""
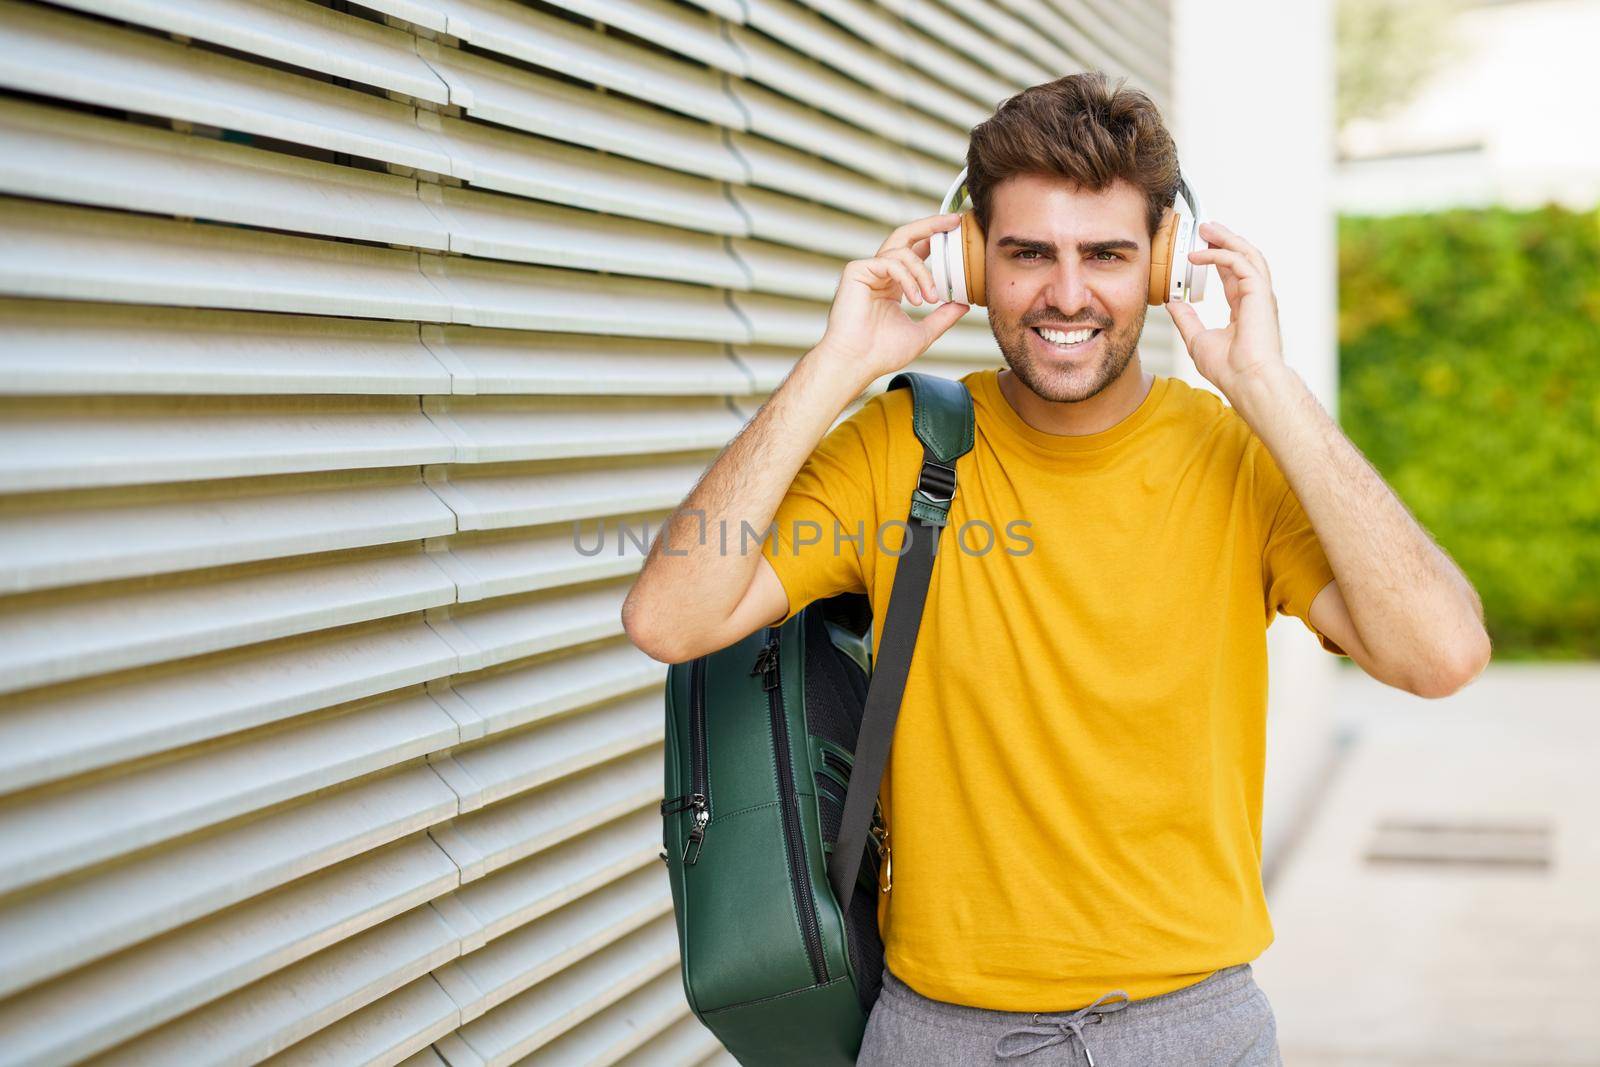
[1255,663,1600,1066]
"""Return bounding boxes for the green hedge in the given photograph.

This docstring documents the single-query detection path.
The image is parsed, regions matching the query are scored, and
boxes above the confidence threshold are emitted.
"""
[1338,204,1600,660]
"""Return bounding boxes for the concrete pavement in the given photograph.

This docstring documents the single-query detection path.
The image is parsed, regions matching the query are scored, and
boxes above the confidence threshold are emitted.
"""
[1255,662,1600,1066]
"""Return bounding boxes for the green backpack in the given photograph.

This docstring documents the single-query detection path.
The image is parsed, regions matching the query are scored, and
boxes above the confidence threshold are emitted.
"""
[658,371,976,1064]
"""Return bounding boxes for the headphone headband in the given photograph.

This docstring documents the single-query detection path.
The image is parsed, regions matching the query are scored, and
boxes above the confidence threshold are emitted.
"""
[940,167,1200,225]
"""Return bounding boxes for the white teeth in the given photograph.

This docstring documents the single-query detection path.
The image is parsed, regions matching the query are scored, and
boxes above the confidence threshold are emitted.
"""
[1037,327,1097,346]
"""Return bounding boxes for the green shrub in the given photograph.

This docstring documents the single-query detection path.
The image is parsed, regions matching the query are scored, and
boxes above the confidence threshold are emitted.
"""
[1338,205,1600,660]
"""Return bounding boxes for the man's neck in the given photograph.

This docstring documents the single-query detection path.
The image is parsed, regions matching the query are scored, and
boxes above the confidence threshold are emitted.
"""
[997,354,1154,436]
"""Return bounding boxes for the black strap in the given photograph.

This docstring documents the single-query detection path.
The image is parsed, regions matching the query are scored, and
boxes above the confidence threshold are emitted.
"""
[826,447,952,911]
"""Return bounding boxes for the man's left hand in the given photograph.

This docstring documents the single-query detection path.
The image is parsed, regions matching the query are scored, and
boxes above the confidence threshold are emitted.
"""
[1164,221,1288,400]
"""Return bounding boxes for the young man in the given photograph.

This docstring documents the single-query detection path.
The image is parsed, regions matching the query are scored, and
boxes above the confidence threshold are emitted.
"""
[622,73,1489,1064]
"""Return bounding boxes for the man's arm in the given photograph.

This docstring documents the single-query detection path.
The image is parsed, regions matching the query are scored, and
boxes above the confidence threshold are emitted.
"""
[1168,221,1491,699]
[620,348,866,663]
[1233,367,1490,697]
[621,214,970,664]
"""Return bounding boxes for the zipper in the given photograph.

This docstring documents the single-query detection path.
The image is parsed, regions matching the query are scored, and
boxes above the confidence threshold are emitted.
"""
[678,657,710,864]
[755,629,829,985]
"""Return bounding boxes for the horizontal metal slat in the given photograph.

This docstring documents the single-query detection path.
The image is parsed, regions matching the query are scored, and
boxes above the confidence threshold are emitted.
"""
[520,969,691,1066]
[0,297,452,397]
[722,24,970,160]
[430,454,710,532]
[0,690,458,895]
[0,395,452,494]
[438,0,745,129]
[0,198,452,325]
[92,902,461,1067]
[417,41,746,183]
[442,813,660,951]
[447,639,663,737]
[423,394,746,464]
[737,0,993,120]
[727,181,889,261]
[431,864,669,1023]
[424,327,749,397]
[422,255,751,340]
[0,767,457,999]
[430,691,662,811]
[445,517,666,602]
[439,578,630,673]
[0,836,458,1066]
[360,0,450,33]
[730,236,847,301]
[872,0,1051,87]
[0,1,457,176]
[1,474,455,594]
[258,971,461,1067]
[428,747,659,881]
[434,915,677,1065]
[727,79,926,192]
[0,617,457,795]
[433,116,750,238]
[539,0,750,75]
[0,546,455,695]
[795,0,1025,104]
[424,185,749,289]
[0,100,452,255]
[726,131,914,223]
[611,1011,724,1067]
[53,0,451,104]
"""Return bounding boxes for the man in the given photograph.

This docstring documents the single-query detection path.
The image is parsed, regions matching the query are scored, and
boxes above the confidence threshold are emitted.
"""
[621,72,1490,1065]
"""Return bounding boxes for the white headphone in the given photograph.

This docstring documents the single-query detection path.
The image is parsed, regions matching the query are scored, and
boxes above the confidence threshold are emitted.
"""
[927,168,1210,307]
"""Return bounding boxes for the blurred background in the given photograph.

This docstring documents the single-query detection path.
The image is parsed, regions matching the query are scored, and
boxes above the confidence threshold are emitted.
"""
[0,0,1593,1064]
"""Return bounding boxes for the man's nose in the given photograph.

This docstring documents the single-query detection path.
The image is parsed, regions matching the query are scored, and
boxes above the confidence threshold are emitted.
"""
[1040,259,1092,318]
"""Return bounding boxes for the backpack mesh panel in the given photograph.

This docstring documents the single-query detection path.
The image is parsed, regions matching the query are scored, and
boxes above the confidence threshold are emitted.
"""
[801,604,884,1016]
[802,607,868,754]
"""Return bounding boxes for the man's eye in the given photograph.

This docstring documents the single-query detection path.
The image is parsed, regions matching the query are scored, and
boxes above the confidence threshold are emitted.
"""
[1015,250,1041,261]
[1095,251,1121,261]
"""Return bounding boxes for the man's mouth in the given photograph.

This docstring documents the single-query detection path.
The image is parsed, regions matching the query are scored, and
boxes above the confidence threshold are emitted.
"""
[1031,325,1102,351]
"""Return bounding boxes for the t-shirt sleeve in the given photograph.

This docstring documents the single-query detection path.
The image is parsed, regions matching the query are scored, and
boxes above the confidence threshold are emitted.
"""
[760,394,885,626]
[1254,438,1347,657]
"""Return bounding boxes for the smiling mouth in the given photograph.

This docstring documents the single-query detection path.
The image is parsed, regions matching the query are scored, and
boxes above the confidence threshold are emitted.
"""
[1031,326,1103,352]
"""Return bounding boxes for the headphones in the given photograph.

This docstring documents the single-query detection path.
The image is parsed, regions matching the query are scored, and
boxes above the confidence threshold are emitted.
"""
[926,167,1210,308]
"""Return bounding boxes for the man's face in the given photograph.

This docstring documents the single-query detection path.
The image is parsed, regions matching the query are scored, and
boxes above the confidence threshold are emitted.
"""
[984,174,1152,403]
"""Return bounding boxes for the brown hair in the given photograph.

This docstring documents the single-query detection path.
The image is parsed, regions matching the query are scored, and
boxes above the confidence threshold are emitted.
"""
[965,72,1181,240]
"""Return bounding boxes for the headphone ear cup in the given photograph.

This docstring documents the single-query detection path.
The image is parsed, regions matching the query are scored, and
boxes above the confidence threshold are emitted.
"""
[929,225,958,304]
[1148,206,1178,306]
[960,211,986,307]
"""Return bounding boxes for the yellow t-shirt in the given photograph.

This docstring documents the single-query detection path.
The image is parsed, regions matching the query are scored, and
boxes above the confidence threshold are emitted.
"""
[762,366,1345,1011]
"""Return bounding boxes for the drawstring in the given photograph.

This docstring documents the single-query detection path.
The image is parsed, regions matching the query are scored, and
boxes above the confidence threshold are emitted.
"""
[993,990,1130,1062]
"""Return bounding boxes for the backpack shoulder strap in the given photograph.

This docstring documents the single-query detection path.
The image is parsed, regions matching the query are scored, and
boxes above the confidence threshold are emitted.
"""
[826,371,974,909]
[887,371,975,528]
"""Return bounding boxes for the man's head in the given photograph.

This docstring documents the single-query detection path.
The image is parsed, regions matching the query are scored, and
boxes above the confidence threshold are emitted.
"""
[966,72,1181,404]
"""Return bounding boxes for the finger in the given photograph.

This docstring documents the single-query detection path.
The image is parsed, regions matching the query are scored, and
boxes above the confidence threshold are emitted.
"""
[871,256,926,305]
[882,245,938,302]
[1198,222,1270,279]
[916,299,970,343]
[877,212,963,256]
[1164,299,1204,353]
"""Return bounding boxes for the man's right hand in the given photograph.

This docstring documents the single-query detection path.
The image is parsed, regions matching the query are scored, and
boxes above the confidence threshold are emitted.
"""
[813,213,973,387]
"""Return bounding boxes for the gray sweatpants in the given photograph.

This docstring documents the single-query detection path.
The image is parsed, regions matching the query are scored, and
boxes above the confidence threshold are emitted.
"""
[855,962,1283,1066]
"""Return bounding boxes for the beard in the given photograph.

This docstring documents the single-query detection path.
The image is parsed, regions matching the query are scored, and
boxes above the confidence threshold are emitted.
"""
[990,306,1145,404]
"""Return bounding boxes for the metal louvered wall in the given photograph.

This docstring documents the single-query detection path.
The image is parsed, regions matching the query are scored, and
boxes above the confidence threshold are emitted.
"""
[0,1,1171,1063]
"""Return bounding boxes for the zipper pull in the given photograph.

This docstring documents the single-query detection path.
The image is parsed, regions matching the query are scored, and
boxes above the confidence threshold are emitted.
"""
[680,795,709,865]
[751,639,781,691]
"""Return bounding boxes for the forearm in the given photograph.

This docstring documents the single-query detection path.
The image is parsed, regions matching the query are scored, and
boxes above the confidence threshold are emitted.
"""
[621,346,867,658]
[1231,366,1489,689]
